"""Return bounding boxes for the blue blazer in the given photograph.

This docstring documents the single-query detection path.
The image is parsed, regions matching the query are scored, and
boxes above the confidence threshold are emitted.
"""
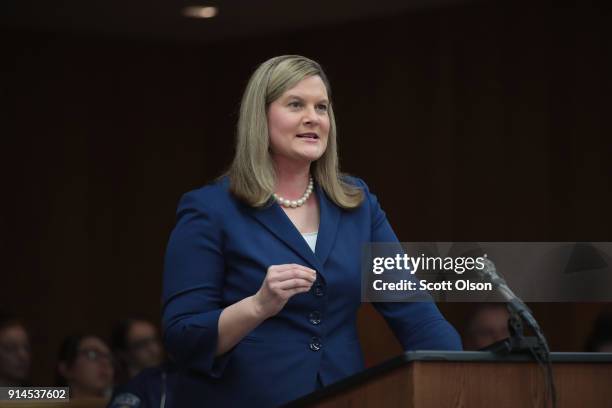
[162,176,461,407]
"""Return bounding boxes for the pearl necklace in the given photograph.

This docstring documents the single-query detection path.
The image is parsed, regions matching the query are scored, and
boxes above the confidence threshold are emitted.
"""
[273,176,314,208]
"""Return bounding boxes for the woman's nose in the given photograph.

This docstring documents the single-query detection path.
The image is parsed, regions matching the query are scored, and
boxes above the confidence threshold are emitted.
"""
[303,106,319,125]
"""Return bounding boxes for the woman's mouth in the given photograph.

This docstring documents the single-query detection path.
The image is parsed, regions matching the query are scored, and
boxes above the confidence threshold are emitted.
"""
[296,133,319,140]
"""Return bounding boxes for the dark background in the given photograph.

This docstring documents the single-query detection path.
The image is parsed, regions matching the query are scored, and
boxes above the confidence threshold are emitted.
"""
[2,0,611,385]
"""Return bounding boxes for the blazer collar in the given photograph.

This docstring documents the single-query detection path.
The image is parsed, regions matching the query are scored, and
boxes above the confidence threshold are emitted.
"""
[314,181,341,269]
[246,181,341,279]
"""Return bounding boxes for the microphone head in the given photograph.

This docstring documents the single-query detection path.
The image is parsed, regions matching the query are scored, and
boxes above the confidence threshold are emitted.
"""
[479,257,497,279]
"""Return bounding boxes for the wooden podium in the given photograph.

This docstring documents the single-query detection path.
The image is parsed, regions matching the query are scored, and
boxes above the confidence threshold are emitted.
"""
[285,351,612,408]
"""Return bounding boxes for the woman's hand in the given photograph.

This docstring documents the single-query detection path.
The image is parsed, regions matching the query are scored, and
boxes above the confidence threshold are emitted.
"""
[252,264,317,319]
[215,263,317,356]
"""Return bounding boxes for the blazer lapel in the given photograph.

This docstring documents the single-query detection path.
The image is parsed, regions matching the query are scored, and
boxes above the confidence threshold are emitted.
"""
[247,201,323,272]
[245,182,342,279]
[314,182,341,267]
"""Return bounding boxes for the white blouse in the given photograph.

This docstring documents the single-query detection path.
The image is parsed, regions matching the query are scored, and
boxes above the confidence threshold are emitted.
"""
[301,231,318,253]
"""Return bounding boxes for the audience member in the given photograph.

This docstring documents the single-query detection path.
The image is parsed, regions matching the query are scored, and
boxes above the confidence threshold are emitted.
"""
[107,360,178,408]
[111,319,164,385]
[462,303,510,351]
[0,312,31,386]
[57,334,114,400]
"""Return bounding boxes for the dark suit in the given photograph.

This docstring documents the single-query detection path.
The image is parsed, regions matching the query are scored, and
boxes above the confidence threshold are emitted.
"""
[162,176,461,407]
[107,362,178,408]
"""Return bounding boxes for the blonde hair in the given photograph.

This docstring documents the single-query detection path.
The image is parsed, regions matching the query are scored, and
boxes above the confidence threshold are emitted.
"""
[225,55,364,209]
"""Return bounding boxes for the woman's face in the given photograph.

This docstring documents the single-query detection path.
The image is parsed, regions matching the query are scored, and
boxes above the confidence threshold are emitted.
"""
[267,75,330,165]
[62,337,113,397]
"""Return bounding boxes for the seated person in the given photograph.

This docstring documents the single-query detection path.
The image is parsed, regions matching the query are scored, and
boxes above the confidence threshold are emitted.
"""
[57,334,114,401]
[0,312,31,386]
[585,312,612,352]
[107,360,178,408]
[111,318,164,384]
[462,303,510,350]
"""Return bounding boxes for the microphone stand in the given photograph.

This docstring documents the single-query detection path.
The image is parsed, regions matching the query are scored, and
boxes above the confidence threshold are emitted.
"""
[484,299,543,355]
[483,296,557,408]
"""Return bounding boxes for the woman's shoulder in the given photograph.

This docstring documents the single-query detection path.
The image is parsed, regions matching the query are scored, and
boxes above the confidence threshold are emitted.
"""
[338,174,383,211]
[339,174,372,193]
[177,175,234,211]
[340,174,361,187]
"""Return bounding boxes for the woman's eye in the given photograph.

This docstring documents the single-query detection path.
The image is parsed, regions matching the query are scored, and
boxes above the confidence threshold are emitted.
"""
[289,101,301,108]
[316,105,328,112]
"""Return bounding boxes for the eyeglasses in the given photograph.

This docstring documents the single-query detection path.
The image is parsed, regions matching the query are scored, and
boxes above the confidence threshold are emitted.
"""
[77,349,114,364]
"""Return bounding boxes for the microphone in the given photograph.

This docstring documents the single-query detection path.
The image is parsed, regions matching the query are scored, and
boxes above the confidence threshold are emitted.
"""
[477,257,556,408]
[477,258,542,333]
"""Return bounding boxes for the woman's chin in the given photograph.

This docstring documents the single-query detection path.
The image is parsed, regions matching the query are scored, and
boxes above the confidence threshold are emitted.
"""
[296,147,325,162]
[272,147,325,165]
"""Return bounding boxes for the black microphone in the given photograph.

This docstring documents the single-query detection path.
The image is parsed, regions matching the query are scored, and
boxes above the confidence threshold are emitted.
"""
[477,257,557,408]
[477,258,543,334]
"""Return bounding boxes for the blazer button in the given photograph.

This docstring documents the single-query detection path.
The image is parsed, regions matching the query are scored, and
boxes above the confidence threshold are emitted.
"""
[313,283,325,297]
[308,311,321,325]
[309,337,322,351]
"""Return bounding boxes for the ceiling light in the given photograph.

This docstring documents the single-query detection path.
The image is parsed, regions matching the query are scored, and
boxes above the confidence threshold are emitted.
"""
[183,6,218,19]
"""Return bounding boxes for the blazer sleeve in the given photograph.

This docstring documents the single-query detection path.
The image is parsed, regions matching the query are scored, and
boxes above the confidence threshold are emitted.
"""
[357,178,463,351]
[161,189,234,377]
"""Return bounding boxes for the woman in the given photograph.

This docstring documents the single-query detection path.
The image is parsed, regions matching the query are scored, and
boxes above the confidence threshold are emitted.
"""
[57,334,114,401]
[162,55,461,407]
